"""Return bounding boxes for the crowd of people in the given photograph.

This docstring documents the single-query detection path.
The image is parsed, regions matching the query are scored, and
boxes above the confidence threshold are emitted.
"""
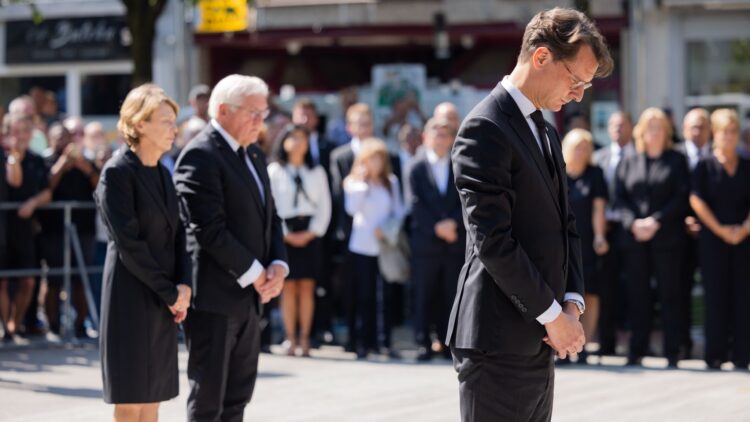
[2,77,750,374]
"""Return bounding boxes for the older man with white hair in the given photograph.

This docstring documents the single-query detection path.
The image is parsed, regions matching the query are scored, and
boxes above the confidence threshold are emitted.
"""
[174,74,288,422]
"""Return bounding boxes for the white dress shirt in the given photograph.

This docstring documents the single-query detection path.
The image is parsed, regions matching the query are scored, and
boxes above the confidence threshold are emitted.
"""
[267,162,332,237]
[211,119,288,287]
[499,76,585,325]
[344,174,404,257]
[684,139,710,170]
[426,147,450,195]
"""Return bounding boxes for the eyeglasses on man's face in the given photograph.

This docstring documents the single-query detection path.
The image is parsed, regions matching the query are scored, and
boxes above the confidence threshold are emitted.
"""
[561,60,593,91]
[229,104,271,120]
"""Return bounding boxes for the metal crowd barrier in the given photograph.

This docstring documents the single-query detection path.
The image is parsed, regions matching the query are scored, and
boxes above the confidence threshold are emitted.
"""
[0,200,102,343]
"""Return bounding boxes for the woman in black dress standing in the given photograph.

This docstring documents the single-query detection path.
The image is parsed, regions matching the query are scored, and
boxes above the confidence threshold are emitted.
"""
[561,129,609,364]
[690,108,750,370]
[95,84,192,421]
[615,107,690,367]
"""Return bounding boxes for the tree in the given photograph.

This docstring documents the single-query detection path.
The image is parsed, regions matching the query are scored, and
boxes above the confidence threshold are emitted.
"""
[122,0,169,86]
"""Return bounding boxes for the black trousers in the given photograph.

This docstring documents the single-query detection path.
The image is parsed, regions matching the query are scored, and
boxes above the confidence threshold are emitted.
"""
[184,308,260,422]
[452,345,554,422]
[623,243,683,360]
[597,226,626,354]
[413,254,463,348]
[678,235,699,354]
[700,235,750,365]
[345,252,378,351]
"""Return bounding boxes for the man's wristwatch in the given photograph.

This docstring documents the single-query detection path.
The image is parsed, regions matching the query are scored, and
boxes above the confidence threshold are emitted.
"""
[565,299,585,316]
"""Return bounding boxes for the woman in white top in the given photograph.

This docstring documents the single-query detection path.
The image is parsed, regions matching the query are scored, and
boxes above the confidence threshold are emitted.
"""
[343,138,404,359]
[268,124,331,357]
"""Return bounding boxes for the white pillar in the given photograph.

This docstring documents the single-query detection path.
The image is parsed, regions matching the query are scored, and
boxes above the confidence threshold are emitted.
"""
[66,70,82,117]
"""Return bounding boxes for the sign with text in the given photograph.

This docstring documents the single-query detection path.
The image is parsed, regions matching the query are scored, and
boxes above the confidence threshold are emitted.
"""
[195,0,248,33]
[5,16,130,64]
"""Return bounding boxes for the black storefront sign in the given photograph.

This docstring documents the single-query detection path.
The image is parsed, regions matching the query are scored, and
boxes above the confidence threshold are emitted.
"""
[5,16,130,64]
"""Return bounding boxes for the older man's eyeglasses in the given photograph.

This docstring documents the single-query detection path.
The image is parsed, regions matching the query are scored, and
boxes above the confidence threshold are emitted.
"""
[561,61,593,91]
[230,104,270,120]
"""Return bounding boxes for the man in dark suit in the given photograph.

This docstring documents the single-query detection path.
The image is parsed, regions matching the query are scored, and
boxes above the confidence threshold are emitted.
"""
[673,107,711,359]
[174,74,288,422]
[591,111,636,355]
[409,117,465,361]
[447,8,613,421]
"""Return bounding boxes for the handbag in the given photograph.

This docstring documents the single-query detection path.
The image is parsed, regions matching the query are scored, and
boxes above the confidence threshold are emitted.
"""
[377,191,410,284]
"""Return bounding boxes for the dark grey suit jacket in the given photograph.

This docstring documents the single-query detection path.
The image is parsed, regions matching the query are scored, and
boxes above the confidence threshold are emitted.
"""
[446,83,585,355]
[173,125,287,317]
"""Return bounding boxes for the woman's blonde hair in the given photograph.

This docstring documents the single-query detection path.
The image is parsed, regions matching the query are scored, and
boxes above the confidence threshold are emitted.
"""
[118,83,179,146]
[633,107,673,153]
[710,108,739,134]
[561,128,593,165]
[350,137,393,192]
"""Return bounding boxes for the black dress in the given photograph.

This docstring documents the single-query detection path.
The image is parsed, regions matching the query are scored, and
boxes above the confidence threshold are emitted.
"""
[95,149,192,404]
[566,165,608,294]
[692,156,750,366]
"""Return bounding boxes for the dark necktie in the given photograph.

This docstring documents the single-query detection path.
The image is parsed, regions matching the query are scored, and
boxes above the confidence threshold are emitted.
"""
[529,110,556,178]
[237,146,265,205]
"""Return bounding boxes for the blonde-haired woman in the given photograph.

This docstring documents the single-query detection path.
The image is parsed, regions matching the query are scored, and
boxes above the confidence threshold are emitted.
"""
[343,138,404,359]
[95,84,192,421]
[561,129,608,364]
[614,107,690,367]
[690,108,750,370]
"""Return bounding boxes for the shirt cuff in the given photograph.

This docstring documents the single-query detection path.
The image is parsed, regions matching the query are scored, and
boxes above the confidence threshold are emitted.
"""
[238,260,264,288]
[536,300,562,325]
[563,293,585,307]
[270,260,290,278]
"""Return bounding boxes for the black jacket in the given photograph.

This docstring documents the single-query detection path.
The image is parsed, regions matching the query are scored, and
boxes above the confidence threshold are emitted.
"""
[407,153,465,256]
[446,83,584,355]
[614,149,690,250]
[173,125,287,317]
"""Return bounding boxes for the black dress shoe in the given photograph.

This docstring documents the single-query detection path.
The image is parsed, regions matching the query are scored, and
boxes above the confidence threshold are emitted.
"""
[667,358,679,369]
[706,360,723,370]
[416,348,433,362]
[733,361,749,371]
[626,356,642,367]
[355,348,368,360]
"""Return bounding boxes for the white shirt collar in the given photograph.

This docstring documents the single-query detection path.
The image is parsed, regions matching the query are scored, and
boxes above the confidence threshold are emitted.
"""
[685,139,709,156]
[611,141,634,156]
[501,76,537,119]
[351,137,362,156]
[211,119,241,152]
[426,147,449,166]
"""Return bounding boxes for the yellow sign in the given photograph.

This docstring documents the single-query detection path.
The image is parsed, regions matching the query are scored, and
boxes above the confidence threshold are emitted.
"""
[196,0,248,33]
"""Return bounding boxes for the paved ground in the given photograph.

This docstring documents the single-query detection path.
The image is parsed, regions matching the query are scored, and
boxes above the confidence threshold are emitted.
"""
[0,341,748,422]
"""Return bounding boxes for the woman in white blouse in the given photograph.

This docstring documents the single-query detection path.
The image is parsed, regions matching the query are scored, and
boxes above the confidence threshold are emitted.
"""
[268,124,331,357]
[343,138,404,359]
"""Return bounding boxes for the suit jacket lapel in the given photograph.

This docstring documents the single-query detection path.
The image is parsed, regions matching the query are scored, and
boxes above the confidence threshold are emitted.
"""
[247,144,271,224]
[124,150,175,231]
[499,93,563,217]
[211,130,266,219]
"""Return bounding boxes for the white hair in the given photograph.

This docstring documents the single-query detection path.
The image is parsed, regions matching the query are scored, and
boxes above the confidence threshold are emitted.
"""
[208,74,269,119]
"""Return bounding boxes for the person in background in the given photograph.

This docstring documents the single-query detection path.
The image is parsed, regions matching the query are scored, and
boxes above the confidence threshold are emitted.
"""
[740,127,750,159]
[95,83,192,421]
[186,84,211,125]
[268,124,331,357]
[561,128,609,364]
[690,108,750,371]
[63,116,85,147]
[382,93,426,150]
[615,107,690,368]
[408,117,464,361]
[39,123,99,338]
[343,138,404,359]
[432,102,460,130]
[9,95,48,154]
[592,111,636,356]
[674,107,711,359]
[0,114,23,340]
[326,87,358,146]
[0,114,51,342]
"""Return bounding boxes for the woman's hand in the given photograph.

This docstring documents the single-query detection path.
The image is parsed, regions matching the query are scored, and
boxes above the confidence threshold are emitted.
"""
[593,235,609,255]
[169,284,191,322]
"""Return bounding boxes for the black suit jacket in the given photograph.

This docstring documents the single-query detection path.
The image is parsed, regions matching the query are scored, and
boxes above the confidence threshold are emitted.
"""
[306,132,335,172]
[173,125,287,317]
[329,142,402,244]
[94,149,192,309]
[614,149,690,250]
[407,154,465,256]
[446,83,584,355]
